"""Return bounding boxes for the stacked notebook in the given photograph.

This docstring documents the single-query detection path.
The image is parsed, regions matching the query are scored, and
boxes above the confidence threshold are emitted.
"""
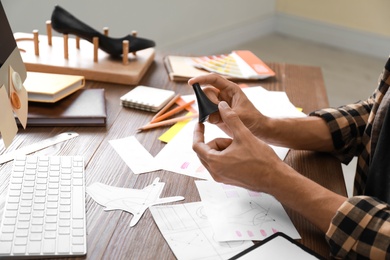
[120,85,175,112]
[20,88,107,126]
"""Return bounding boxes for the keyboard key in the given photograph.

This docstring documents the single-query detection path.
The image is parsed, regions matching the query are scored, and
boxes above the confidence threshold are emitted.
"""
[42,238,56,253]
[28,241,42,254]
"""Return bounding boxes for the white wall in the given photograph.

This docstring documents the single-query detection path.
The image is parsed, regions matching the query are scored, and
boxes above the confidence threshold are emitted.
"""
[2,0,276,55]
[276,0,390,58]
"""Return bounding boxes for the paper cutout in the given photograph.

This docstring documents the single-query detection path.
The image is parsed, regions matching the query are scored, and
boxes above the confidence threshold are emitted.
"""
[195,180,300,241]
[150,202,253,260]
[109,136,160,174]
[0,85,18,148]
[9,66,28,129]
[87,177,184,227]
[0,66,28,148]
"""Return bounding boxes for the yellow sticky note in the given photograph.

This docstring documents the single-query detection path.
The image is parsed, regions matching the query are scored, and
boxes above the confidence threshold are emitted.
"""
[158,112,194,143]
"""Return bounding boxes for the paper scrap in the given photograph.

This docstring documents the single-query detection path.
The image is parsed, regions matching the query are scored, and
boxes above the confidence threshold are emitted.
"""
[109,136,160,174]
[87,177,184,227]
[195,180,300,241]
[0,85,18,148]
[150,202,253,260]
[9,66,28,129]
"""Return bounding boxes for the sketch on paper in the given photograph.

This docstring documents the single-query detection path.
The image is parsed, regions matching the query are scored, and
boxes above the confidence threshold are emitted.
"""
[150,202,253,260]
[195,180,300,241]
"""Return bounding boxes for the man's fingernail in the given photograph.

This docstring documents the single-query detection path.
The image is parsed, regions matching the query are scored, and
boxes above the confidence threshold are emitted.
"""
[219,101,229,108]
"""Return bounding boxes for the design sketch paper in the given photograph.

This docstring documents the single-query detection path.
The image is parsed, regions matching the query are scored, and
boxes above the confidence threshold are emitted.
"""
[109,136,160,174]
[195,180,300,241]
[150,202,253,260]
[86,177,184,227]
[155,87,305,180]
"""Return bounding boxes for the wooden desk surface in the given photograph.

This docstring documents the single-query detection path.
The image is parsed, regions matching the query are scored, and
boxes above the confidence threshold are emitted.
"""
[0,52,347,259]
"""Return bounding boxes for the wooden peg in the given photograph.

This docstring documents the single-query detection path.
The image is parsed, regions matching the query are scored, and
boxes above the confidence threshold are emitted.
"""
[33,30,39,56]
[131,30,137,56]
[63,34,69,59]
[122,40,129,65]
[76,36,80,49]
[103,27,109,36]
[93,37,99,62]
[46,21,52,46]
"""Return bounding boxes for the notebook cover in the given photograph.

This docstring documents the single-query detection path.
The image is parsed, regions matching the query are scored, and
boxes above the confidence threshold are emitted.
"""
[20,88,106,126]
[24,72,85,103]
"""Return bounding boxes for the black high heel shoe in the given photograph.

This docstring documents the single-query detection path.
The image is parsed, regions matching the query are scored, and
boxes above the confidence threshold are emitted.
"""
[50,5,156,57]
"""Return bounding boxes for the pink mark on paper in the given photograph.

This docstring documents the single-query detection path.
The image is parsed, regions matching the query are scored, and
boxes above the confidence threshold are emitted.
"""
[260,229,267,237]
[235,231,242,237]
[221,183,235,190]
[272,228,278,234]
[225,190,239,198]
[247,230,254,237]
[248,190,261,197]
[196,165,206,172]
[181,162,190,169]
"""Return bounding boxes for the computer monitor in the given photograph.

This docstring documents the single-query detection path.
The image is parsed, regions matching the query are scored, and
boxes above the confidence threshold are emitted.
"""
[0,1,27,148]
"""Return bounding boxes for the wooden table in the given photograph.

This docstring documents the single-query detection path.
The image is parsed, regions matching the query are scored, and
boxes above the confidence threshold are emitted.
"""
[0,52,347,259]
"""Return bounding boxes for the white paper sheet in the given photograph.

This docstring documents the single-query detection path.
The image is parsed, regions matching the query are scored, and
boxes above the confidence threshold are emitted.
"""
[109,136,160,174]
[150,202,253,260]
[195,180,300,241]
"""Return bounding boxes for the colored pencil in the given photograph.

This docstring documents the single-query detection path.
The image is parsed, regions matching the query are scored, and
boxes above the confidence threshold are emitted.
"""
[150,100,195,123]
[138,114,198,131]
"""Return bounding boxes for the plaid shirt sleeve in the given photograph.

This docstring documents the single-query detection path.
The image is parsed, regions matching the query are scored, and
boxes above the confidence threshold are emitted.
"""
[309,98,373,164]
[326,196,390,259]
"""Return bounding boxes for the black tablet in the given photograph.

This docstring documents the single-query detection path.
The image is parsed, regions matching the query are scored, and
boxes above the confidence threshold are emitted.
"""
[228,232,326,260]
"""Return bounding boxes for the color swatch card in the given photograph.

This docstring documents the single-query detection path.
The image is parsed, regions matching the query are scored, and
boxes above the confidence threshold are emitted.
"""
[191,50,275,80]
[120,85,175,112]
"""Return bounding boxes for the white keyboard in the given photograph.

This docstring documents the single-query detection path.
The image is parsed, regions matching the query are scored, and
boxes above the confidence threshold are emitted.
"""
[0,156,87,257]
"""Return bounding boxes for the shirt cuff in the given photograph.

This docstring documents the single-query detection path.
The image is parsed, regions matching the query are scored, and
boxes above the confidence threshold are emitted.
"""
[325,196,387,258]
[310,108,358,164]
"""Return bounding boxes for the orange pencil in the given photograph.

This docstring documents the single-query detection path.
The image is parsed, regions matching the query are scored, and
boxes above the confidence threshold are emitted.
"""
[138,114,198,132]
[151,94,181,121]
[150,100,195,123]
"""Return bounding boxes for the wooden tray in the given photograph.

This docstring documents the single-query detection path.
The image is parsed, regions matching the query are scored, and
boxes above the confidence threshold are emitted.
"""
[15,32,155,85]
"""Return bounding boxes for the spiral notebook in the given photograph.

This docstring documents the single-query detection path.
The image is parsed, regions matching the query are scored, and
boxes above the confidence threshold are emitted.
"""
[120,85,175,112]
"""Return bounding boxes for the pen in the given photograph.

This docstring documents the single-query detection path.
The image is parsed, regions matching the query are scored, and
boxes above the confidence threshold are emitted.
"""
[150,100,195,123]
[138,114,198,132]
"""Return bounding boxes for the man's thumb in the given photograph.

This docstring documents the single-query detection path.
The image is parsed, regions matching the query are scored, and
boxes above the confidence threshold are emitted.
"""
[218,101,247,137]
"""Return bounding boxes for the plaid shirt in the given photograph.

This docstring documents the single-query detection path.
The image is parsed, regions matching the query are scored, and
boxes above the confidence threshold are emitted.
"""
[310,57,390,259]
